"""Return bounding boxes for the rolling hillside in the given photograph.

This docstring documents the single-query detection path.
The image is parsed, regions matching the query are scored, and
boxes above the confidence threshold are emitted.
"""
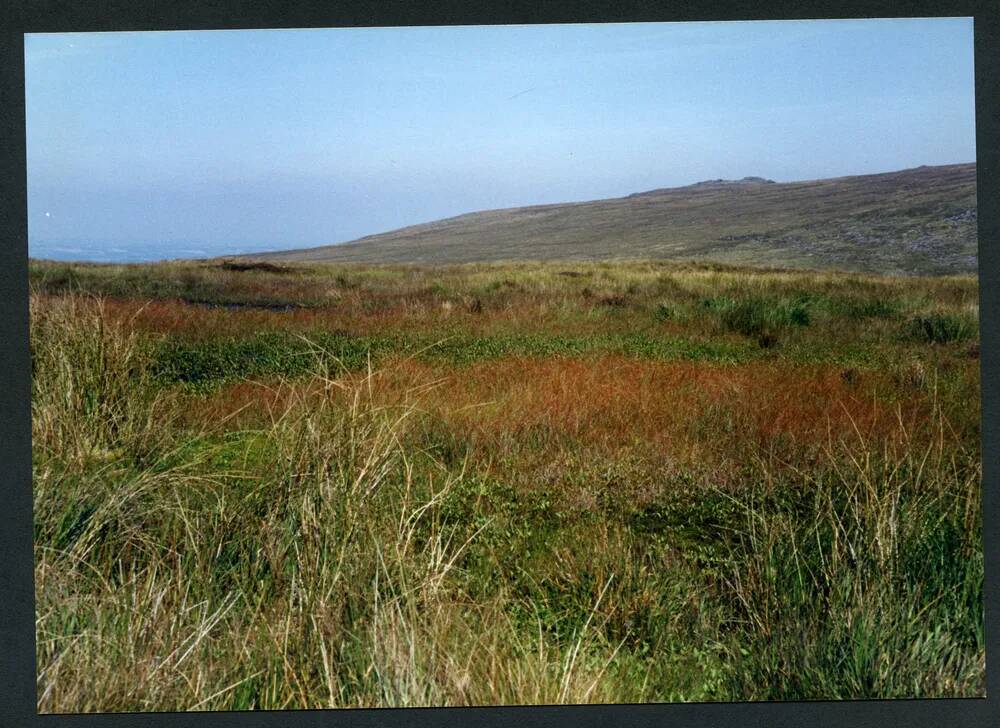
[254,163,978,275]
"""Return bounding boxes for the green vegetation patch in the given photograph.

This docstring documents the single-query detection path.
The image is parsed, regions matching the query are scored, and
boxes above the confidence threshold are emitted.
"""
[150,322,936,389]
[150,330,759,386]
[904,312,978,344]
[823,295,899,320]
[419,332,755,366]
[150,331,398,385]
[701,294,812,337]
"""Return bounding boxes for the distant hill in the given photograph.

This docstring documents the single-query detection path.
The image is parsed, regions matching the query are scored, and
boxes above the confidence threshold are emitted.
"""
[254,163,978,275]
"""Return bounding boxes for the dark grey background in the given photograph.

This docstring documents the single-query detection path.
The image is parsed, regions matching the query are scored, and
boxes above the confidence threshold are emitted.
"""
[1,1,996,726]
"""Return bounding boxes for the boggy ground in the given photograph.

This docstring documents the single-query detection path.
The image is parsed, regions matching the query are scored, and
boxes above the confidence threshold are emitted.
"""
[30,258,983,711]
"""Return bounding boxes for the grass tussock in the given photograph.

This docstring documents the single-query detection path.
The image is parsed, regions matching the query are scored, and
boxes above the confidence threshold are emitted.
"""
[905,312,978,344]
[30,261,983,711]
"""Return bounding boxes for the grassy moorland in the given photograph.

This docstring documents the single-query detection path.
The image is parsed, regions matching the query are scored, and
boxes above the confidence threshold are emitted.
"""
[30,258,982,711]
[258,164,978,276]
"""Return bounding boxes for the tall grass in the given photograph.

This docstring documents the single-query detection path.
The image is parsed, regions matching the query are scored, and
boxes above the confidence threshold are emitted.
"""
[32,295,625,711]
[904,312,978,344]
[31,282,983,712]
[716,407,983,698]
[31,294,169,464]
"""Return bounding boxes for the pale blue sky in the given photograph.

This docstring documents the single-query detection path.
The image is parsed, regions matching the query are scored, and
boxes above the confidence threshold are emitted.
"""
[25,19,976,262]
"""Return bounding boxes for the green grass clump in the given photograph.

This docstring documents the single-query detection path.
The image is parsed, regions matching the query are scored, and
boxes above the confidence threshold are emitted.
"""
[653,302,694,323]
[653,302,675,321]
[716,446,982,699]
[701,295,811,337]
[826,296,898,320]
[904,312,977,344]
[149,330,414,386]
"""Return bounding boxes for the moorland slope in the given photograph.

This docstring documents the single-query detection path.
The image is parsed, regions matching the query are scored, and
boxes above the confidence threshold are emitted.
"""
[255,163,977,275]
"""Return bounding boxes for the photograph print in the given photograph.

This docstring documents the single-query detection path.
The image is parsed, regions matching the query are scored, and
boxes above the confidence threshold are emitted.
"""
[26,17,983,712]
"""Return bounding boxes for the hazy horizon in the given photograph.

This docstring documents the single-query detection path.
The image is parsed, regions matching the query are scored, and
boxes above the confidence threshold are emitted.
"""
[25,19,976,263]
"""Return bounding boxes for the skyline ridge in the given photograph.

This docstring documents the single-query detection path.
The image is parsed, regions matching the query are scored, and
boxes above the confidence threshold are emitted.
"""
[250,161,978,277]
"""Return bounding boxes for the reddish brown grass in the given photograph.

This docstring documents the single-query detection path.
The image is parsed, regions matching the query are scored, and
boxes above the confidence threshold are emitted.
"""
[90,295,608,340]
[178,355,935,471]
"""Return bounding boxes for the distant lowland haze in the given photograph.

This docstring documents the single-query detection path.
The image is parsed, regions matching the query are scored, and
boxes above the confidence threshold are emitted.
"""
[25,19,975,263]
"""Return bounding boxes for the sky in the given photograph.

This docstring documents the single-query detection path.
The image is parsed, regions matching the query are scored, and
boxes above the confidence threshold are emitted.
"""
[24,18,976,262]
